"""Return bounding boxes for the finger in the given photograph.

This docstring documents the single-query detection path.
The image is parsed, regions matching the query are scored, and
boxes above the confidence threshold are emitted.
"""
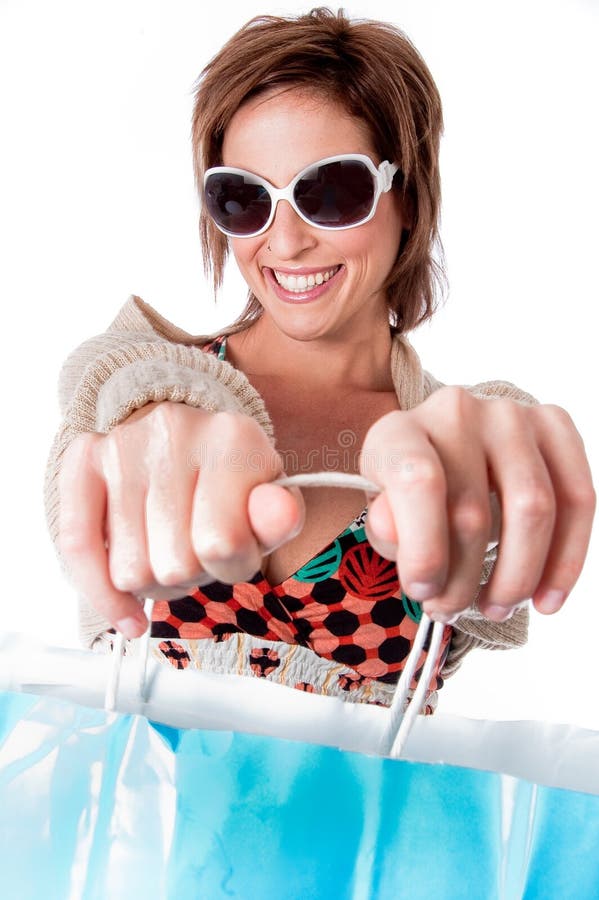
[58,437,148,638]
[526,406,596,615]
[185,411,286,583]
[420,443,492,623]
[248,482,305,552]
[477,403,556,618]
[99,434,154,594]
[191,473,263,583]
[144,464,205,588]
[363,491,398,560]
[362,422,449,601]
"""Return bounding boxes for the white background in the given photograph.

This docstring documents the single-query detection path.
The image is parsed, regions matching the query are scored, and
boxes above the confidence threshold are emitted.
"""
[1,0,597,729]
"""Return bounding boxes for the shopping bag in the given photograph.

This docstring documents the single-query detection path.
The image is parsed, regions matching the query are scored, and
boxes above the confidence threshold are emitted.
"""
[1,634,599,900]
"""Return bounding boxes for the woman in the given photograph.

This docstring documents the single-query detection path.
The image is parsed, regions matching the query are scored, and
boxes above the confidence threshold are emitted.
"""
[46,9,594,710]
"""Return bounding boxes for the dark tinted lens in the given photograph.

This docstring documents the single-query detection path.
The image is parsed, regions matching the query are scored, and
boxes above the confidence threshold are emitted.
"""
[294,159,375,227]
[204,173,271,235]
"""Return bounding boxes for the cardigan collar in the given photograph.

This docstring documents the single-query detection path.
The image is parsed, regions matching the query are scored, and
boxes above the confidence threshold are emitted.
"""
[116,294,430,411]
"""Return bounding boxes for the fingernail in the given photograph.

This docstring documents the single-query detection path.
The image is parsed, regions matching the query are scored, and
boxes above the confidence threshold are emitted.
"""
[116,614,147,639]
[536,589,566,615]
[513,600,530,613]
[485,604,514,622]
[427,610,461,625]
[407,582,442,601]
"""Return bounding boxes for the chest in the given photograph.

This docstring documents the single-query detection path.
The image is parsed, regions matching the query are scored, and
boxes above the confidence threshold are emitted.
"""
[249,379,399,585]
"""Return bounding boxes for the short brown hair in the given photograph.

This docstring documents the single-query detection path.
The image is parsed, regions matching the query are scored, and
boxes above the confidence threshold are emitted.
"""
[191,7,445,335]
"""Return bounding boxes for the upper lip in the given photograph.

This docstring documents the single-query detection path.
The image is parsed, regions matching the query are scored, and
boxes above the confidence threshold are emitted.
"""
[266,265,342,275]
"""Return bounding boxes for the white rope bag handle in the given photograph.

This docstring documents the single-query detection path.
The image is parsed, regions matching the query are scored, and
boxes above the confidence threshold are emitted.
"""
[105,473,446,757]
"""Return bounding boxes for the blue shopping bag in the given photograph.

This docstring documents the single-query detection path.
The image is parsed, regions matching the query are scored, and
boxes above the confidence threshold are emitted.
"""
[2,688,599,900]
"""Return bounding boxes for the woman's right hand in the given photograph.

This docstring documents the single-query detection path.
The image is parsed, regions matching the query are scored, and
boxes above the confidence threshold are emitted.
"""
[57,401,304,638]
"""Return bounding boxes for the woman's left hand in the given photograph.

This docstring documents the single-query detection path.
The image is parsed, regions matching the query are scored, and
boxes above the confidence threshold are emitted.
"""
[359,387,595,623]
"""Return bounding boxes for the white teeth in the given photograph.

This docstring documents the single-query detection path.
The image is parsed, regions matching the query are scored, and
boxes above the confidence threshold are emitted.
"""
[273,267,339,292]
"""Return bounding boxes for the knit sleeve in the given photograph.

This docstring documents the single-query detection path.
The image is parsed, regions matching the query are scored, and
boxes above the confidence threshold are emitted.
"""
[439,377,540,678]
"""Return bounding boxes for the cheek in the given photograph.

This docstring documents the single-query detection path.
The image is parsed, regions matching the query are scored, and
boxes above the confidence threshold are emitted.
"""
[230,239,261,277]
[338,218,401,272]
[375,206,404,268]
[381,193,406,236]
[230,239,248,269]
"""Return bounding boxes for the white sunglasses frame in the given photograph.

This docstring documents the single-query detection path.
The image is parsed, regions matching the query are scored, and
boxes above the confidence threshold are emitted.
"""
[203,153,400,238]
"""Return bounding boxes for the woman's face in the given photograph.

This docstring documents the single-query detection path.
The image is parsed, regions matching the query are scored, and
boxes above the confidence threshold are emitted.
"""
[221,87,407,344]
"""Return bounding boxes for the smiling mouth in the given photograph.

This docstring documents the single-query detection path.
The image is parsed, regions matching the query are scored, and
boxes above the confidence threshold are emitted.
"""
[272,266,341,293]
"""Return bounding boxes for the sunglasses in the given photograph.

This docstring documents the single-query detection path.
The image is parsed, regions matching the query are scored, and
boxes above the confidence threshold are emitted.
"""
[203,153,400,238]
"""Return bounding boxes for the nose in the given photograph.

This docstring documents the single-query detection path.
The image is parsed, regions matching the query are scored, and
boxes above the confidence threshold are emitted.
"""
[265,198,317,259]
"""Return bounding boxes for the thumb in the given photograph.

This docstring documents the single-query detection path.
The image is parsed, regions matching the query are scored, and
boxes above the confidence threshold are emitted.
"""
[364,491,399,561]
[248,482,305,553]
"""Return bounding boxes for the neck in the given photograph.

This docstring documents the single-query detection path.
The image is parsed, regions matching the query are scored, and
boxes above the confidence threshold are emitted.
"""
[227,311,396,393]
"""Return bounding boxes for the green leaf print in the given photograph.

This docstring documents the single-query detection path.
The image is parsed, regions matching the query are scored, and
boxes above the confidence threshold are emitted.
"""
[295,540,343,583]
[401,592,423,623]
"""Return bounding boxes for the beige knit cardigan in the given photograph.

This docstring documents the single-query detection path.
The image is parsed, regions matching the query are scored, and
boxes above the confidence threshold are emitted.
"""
[44,294,534,679]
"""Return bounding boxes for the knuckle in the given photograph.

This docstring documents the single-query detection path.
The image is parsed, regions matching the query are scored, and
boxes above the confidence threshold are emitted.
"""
[362,412,404,462]
[141,401,200,449]
[487,577,534,605]
[145,402,181,448]
[486,396,528,428]
[109,565,150,594]
[535,402,575,429]
[436,384,474,411]
[584,484,597,514]
[66,430,98,458]
[60,433,98,484]
[102,428,135,476]
[148,399,179,426]
[194,524,261,583]
[565,481,597,516]
[151,560,200,588]
[206,412,276,475]
[403,548,446,580]
[449,498,491,541]
[110,573,138,594]
[393,456,444,491]
[512,484,555,524]
[246,445,279,478]
[533,402,590,453]
[211,410,252,440]
[195,530,248,565]
[102,457,129,496]
[57,526,89,558]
